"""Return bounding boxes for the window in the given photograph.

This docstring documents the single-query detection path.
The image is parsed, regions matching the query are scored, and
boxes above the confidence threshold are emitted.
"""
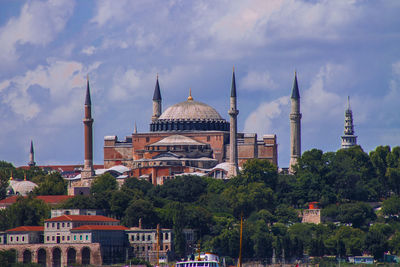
[142,246,145,251]
[131,235,134,241]
[86,235,88,240]
[207,136,210,141]
[148,246,151,250]
[52,236,55,241]
[136,235,139,241]
[148,235,151,241]
[142,235,145,241]
[16,237,18,241]
[166,245,169,250]
[67,236,70,241]
[52,223,54,228]
[165,233,168,240]
[74,235,76,240]
[22,237,24,241]
[62,236,65,241]
[67,223,70,227]
[80,235,82,240]
[10,237,13,242]
[57,223,60,229]
[146,137,150,142]
[47,236,49,241]
[62,223,65,227]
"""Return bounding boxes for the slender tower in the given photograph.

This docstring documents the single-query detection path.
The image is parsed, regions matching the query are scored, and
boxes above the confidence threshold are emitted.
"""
[289,72,302,172]
[227,67,239,177]
[152,74,162,122]
[28,140,36,167]
[341,96,357,149]
[81,75,95,179]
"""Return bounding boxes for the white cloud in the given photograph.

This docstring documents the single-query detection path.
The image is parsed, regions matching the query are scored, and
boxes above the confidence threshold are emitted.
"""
[392,61,400,77]
[240,70,277,91]
[244,96,290,136]
[0,59,101,122]
[0,0,75,66]
[81,46,96,55]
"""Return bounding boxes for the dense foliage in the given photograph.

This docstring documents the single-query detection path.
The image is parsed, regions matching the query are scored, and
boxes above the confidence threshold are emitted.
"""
[2,145,400,262]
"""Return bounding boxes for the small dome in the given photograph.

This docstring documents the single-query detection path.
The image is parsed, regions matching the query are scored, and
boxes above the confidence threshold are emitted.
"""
[12,180,38,196]
[158,100,224,121]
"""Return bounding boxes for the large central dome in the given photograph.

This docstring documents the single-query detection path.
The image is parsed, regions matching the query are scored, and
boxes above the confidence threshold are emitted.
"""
[150,95,229,132]
[159,100,223,120]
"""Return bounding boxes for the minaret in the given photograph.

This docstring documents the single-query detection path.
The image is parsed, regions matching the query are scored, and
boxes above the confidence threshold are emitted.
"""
[227,67,239,177]
[341,96,357,149]
[81,75,95,179]
[289,72,302,172]
[28,140,36,167]
[152,74,162,122]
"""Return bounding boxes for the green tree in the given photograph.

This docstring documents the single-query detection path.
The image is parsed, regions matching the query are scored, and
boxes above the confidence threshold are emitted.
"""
[156,175,207,202]
[337,202,376,229]
[0,249,17,267]
[0,196,50,230]
[60,195,97,209]
[32,172,67,195]
[381,195,400,218]
[365,223,392,260]
[239,159,278,188]
[123,199,158,228]
[91,173,118,194]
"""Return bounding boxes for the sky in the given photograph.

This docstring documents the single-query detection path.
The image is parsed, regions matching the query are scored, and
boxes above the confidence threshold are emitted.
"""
[0,0,400,168]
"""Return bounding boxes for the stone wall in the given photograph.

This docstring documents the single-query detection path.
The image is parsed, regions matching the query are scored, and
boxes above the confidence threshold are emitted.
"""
[0,242,102,266]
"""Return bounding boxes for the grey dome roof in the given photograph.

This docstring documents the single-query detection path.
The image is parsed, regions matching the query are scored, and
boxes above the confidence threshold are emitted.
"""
[12,180,38,196]
[158,100,223,121]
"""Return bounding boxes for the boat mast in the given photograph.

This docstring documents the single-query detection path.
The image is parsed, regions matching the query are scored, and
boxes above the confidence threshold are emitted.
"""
[157,224,160,266]
[238,211,243,267]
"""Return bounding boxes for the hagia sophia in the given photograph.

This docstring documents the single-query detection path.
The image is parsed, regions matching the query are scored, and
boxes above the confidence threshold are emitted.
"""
[15,69,357,195]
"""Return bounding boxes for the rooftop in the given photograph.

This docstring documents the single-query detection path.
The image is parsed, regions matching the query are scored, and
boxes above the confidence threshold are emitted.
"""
[46,215,119,222]
[7,226,44,232]
[71,225,128,231]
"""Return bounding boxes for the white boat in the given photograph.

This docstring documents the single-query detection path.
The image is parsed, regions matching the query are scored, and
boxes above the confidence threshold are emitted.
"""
[176,252,220,267]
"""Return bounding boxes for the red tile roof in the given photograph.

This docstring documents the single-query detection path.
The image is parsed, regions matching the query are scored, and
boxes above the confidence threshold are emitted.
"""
[0,195,73,206]
[19,164,104,172]
[71,225,128,231]
[46,215,119,222]
[6,226,44,232]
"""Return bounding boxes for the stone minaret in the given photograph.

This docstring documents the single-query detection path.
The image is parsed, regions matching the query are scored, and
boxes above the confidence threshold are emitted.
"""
[227,68,239,177]
[289,72,302,172]
[152,75,162,122]
[28,140,36,167]
[341,96,357,149]
[81,75,95,179]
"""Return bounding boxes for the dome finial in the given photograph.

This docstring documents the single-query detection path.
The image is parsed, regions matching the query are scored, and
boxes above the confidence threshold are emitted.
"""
[24,171,27,181]
[188,88,193,101]
[10,170,13,181]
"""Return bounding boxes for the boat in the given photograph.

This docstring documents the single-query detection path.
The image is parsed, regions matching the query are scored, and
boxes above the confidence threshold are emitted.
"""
[175,252,220,267]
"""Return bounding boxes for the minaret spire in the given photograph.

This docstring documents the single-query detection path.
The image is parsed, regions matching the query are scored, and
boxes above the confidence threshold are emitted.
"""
[227,67,239,177]
[28,140,36,167]
[134,121,138,134]
[81,74,95,179]
[341,96,357,148]
[289,71,302,173]
[152,74,162,122]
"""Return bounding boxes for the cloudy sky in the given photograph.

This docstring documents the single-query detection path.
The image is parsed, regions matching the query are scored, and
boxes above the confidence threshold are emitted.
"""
[0,0,399,168]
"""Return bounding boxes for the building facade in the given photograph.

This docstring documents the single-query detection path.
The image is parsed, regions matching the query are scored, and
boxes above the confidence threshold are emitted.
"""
[104,72,278,183]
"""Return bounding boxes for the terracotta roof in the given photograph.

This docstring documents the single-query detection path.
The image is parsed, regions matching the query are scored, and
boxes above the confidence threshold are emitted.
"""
[46,215,119,222]
[7,226,44,232]
[71,225,128,231]
[19,164,104,172]
[0,195,73,206]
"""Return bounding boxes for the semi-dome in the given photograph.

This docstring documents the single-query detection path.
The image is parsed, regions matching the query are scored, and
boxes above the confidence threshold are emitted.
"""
[150,93,229,132]
[11,180,38,196]
[159,100,224,121]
